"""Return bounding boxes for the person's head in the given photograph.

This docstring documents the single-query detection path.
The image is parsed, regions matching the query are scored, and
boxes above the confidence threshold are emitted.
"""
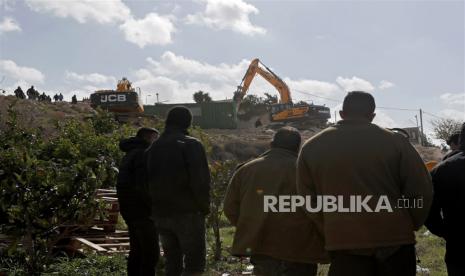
[165,106,193,130]
[136,127,159,144]
[446,133,460,151]
[270,126,301,153]
[339,91,376,122]
[459,123,465,151]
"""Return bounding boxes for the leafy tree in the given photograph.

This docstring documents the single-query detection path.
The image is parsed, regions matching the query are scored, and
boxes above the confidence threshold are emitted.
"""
[0,103,134,275]
[263,93,278,105]
[431,118,462,142]
[295,100,308,106]
[193,91,212,103]
[237,95,268,121]
[207,160,237,261]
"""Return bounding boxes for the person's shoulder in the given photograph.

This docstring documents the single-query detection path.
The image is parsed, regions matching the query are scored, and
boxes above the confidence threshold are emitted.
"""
[300,126,342,154]
[182,135,205,149]
[183,134,201,143]
[440,151,465,166]
[302,126,336,144]
[234,155,266,174]
[432,151,465,177]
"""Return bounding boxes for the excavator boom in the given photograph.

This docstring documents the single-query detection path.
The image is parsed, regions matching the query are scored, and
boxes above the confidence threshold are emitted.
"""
[234,59,292,107]
[233,58,331,128]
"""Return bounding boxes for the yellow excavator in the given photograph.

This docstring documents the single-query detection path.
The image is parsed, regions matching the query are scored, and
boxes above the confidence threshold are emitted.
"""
[233,58,330,128]
[90,77,144,121]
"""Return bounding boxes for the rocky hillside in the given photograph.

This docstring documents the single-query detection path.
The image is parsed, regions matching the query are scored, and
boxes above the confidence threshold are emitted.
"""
[0,95,95,137]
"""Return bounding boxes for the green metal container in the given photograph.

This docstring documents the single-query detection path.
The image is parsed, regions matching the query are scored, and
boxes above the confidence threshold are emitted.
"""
[199,101,237,129]
[143,101,237,129]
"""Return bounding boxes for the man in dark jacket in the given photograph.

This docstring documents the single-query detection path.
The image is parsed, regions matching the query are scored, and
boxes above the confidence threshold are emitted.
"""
[117,127,159,276]
[146,106,211,276]
[224,127,328,276]
[297,91,433,276]
[426,123,465,276]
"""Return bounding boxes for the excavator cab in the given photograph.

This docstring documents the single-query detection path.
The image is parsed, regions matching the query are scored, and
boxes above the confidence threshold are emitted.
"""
[90,78,144,117]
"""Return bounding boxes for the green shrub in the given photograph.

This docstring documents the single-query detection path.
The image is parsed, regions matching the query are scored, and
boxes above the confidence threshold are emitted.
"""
[42,254,127,276]
[0,103,135,275]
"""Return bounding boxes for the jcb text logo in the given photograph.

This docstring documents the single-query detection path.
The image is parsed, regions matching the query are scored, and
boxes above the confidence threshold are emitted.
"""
[101,94,126,103]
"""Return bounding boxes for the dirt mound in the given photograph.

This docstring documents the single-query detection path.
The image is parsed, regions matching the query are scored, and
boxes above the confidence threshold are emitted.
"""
[0,95,96,136]
[415,146,444,162]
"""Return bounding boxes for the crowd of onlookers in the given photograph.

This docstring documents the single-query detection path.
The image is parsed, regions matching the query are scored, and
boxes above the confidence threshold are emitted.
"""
[116,91,464,276]
[10,85,78,104]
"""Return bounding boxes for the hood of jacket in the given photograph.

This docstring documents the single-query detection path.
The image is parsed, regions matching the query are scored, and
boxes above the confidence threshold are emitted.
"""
[119,137,149,152]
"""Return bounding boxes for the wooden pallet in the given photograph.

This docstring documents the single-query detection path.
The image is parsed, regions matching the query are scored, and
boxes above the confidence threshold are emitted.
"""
[66,189,130,255]
[1,189,130,256]
[69,230,130,255]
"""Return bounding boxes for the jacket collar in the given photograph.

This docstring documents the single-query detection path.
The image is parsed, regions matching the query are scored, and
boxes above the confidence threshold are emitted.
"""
[163,126,189,135]
[261,147,298,158]
[337,119,372,126]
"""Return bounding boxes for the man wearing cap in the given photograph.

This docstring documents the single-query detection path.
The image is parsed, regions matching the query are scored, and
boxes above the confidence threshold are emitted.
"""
[297,91,433,276]
[117,127,160,276]
[146,106,211,276]
[224,127,328,276]
[426,123,465,276]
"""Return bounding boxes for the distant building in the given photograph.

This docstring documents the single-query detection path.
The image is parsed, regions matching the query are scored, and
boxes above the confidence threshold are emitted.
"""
[402,127,421,144]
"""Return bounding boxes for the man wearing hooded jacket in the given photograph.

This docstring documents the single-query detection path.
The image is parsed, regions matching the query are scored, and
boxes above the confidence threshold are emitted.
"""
[426,123,465,276]
[117,127,160,276]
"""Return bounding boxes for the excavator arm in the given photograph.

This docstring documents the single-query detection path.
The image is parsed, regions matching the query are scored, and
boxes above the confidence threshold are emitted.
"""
[234,59,292,108]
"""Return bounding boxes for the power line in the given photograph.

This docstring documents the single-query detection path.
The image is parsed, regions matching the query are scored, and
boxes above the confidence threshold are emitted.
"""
[293,89,342,103]
[294,89,418,112]
[422,110,446,120]
[377,106,418,112]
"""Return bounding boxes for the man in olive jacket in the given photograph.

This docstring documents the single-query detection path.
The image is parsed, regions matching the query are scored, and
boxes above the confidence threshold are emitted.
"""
[297,91,433,276]
[224,127,328,276]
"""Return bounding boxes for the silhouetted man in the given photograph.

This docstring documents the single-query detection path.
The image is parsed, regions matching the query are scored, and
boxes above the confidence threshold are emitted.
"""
[426,123,465,276]
[26,86,35,100]
[224,127,328,276]
[146,106,211,276]
[117,127,160,276]
[14,86,25,99]
[297,91,433,276]
[71,95,77,104]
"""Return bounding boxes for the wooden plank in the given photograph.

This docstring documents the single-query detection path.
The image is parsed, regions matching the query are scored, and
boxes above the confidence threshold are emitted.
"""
[97,243,129,247]
[85,237,130,242]
[72,237,107,253]
[99,197,119,202]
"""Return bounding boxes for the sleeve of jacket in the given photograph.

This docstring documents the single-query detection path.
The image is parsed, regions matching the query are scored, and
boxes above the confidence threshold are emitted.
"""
[185,140,211,215]
[223,170,242,226]
[296,145,324,234]
[117,150,137,190]
[424,167,445,237]
[398,137,434,230]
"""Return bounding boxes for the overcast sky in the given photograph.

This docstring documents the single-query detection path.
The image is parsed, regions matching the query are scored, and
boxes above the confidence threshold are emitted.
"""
[0,0,464,131]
